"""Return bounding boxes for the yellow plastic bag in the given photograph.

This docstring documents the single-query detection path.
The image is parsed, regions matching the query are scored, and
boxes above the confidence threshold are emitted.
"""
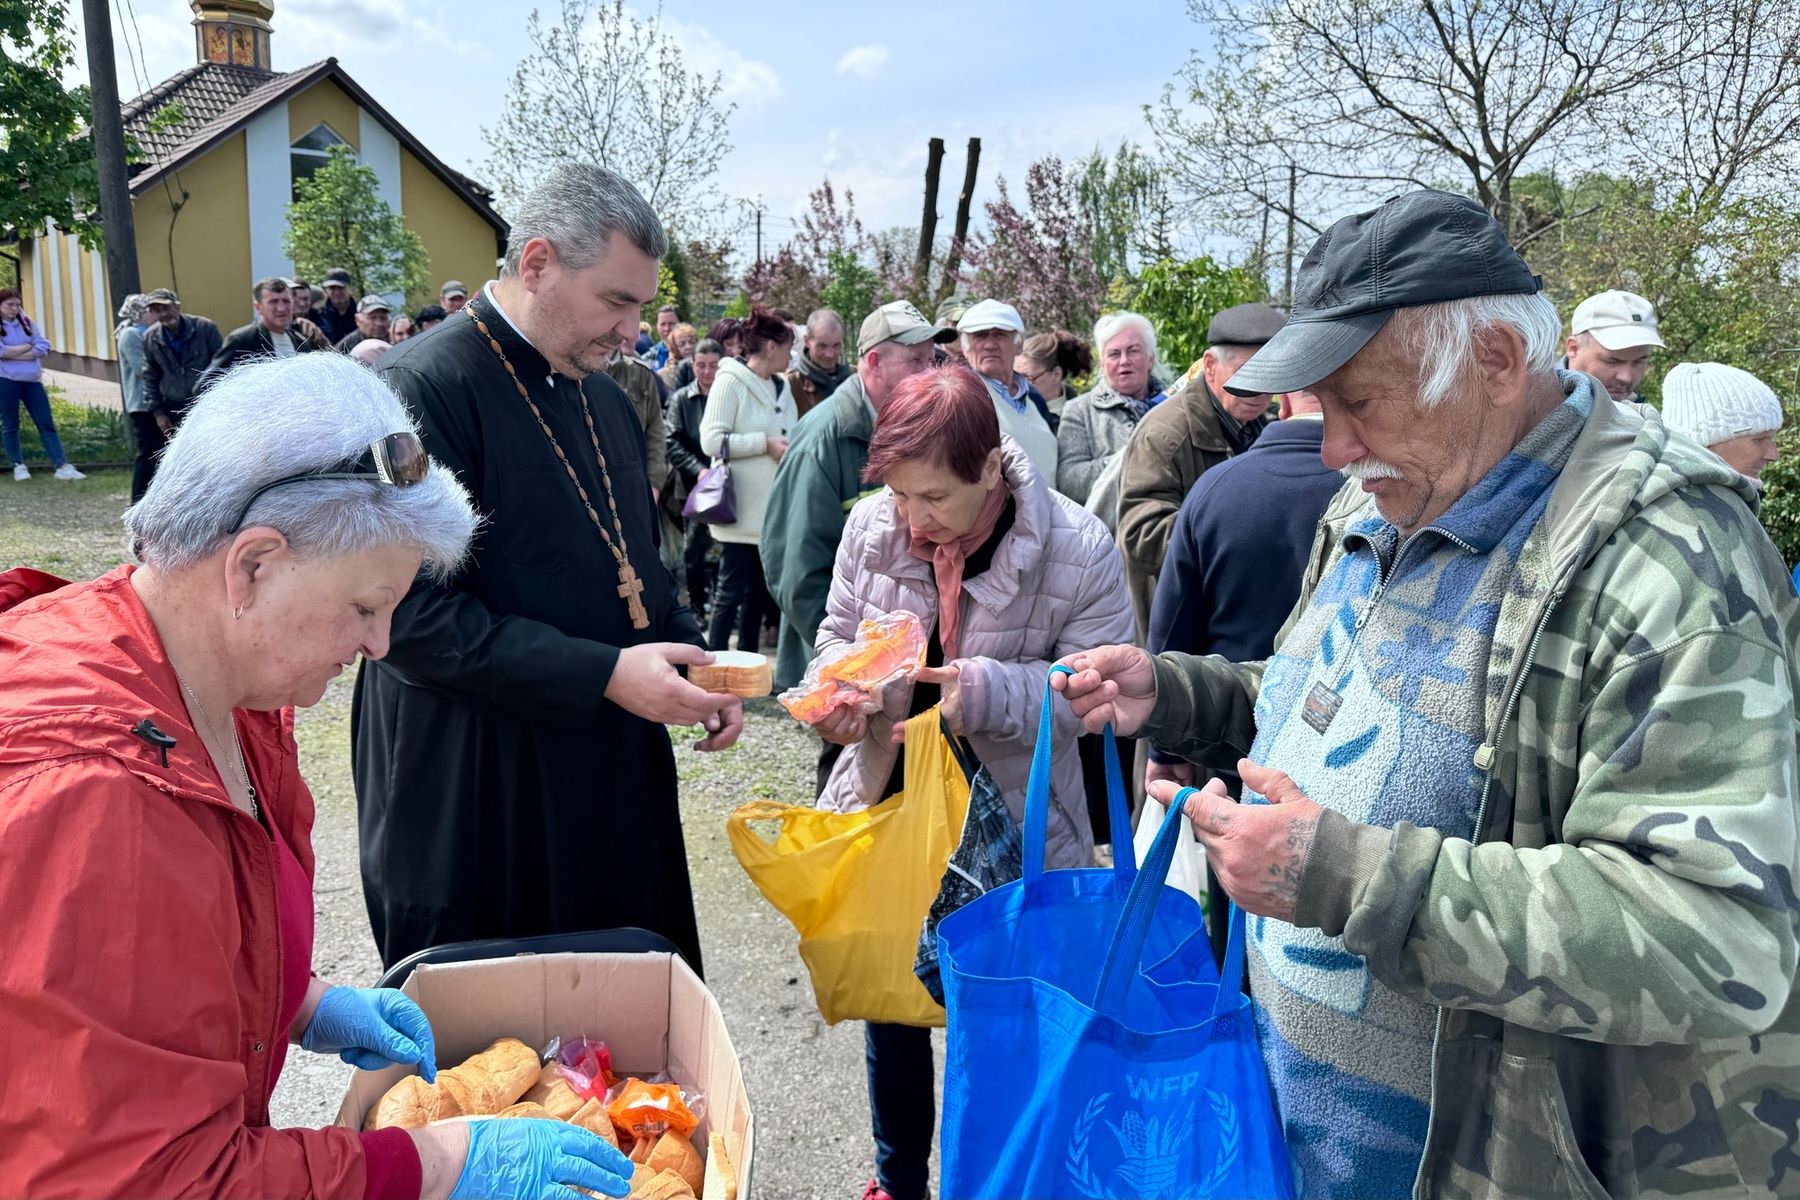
[726,708,970,1027]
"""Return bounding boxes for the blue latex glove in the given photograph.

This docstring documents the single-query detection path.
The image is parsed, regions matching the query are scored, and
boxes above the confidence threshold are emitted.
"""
[451,1117,632,1200]
[299,986,438,1082]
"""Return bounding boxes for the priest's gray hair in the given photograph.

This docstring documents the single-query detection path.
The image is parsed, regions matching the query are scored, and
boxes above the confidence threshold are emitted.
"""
[124,354,477,582]
[1391,292,1563,408]
[502,163,668,276]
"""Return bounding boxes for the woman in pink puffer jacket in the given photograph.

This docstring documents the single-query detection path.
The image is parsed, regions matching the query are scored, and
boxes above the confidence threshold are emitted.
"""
[801,364,1133,1200]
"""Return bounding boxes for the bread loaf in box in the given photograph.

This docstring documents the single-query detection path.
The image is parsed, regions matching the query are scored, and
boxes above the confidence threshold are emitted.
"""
[365,1037,541,1130]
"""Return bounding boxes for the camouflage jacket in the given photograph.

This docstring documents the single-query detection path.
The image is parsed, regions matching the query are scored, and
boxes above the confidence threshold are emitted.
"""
[1144,389,1800,1198]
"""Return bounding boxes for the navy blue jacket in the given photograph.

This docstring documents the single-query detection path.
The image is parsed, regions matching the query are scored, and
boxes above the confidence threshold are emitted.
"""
[1147,417,1343,718]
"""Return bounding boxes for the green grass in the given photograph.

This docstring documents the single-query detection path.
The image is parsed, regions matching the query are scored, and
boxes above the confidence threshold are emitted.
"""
[12,387,133,465]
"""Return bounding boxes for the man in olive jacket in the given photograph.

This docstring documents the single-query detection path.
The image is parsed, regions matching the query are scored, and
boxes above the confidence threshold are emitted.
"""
[761,302,953,700]
[1059,191,1800,1199]
[1114,302,1285,638]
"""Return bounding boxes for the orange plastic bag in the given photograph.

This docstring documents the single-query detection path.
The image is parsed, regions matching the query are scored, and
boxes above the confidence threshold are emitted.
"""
[606,1079,698,1140]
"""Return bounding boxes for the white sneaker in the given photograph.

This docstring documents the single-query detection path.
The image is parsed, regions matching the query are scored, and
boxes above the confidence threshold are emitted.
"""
[54,464,85,481]
[12,463,28,481]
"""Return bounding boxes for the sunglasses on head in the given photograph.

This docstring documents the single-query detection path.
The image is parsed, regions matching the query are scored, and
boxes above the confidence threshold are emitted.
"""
[230,432,429,532]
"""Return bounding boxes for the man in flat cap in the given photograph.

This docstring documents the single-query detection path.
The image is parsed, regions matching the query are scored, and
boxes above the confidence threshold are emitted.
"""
[1114,301,1285,639]
[1057,190,1799,1198]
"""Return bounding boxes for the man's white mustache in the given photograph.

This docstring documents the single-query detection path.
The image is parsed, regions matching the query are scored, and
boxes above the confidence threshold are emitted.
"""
[1340,457,1404,482]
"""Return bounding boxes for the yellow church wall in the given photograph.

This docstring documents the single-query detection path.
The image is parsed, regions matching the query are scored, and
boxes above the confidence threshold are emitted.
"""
[400,149,503,307]
[133,131,255,334]
[287,79,362,150]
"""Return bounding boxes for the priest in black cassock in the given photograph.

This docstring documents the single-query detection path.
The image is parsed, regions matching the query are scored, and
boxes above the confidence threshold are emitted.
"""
[352,164,742,972]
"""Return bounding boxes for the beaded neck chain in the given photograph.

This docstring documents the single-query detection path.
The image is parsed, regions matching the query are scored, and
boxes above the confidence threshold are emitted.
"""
[465,297,649,629]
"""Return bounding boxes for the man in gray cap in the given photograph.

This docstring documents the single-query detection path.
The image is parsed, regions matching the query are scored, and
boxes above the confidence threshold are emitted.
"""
[309,266,358,343]
[440,280,469,315]
[1055,190,1799,1198]
[761,300,955,773]
[335,295,392,353]
[1114,301,1285,638]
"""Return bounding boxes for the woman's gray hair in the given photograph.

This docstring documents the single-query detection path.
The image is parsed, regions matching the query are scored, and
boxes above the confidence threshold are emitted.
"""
[1391,293,1564,408]
[124,353,477,581]
[1092,311,1158,370]
[502,163,668,276]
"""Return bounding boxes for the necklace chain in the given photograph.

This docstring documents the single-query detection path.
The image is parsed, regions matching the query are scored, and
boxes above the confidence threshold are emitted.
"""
[171,665,259,822]
[465,298,650,629]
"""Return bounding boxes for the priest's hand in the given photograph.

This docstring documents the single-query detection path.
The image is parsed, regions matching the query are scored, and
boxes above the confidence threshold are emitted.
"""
[696,696,743,751]
[604,643,733,727]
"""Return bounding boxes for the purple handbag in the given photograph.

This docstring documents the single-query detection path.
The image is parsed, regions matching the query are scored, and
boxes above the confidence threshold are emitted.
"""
[683,439,736,524]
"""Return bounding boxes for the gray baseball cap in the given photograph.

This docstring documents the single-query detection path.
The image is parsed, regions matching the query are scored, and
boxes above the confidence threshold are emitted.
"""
[1226,189,1541,396]
[143,287,179,305]
[858,301,957,357]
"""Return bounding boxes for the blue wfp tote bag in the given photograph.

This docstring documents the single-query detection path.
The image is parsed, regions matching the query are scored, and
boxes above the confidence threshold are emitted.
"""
[937,666,1292,1199]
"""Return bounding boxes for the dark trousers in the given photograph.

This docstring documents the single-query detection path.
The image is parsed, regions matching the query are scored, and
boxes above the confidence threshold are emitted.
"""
[128,411,170,502]
[682,519,715,614]
[707,541,771,653]
[866,1022,934,1200]
[0,379,65,467]
[1077,733,1113,845]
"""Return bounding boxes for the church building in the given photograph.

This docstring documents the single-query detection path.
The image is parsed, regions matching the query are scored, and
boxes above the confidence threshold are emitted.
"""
[14,0,508,377]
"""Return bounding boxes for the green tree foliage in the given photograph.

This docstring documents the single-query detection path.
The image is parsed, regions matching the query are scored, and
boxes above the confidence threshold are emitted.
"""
[1,0,99,244]
[817,250,880,333]
[1759,420,1800,567]
[283,145,431,303]
[1132,255,1267,375]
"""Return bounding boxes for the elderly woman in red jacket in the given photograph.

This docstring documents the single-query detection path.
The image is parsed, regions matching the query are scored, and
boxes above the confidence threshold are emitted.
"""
[0,354,631,1200]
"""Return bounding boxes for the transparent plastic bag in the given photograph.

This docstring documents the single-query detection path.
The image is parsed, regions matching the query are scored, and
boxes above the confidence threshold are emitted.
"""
[778,609,928,724]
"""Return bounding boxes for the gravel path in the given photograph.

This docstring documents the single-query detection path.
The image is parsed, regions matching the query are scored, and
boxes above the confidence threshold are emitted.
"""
[2,469,931,1200]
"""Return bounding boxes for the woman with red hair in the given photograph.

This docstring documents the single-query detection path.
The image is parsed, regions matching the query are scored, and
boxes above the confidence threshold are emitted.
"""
[801,364,1132,1200]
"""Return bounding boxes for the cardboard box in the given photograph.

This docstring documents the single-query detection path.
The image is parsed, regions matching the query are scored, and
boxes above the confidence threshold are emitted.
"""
[335,952,753,1198]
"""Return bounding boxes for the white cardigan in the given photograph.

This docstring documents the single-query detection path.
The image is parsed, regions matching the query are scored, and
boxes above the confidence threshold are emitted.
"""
[697,356,798,544]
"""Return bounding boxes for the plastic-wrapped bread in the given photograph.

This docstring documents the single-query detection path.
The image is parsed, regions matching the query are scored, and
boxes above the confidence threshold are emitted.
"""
[568,1097,620,1148]
[628,1168,696,1199]
[688,651,772,698]
[495,1101,558,1120]
[364,1038,541,1129]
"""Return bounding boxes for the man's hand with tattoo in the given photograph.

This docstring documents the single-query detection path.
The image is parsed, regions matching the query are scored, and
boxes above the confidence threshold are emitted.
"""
[1148,757,1323,924]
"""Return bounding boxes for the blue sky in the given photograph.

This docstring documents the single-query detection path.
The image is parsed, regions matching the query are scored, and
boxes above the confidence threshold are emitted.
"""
[70,1,1203,263]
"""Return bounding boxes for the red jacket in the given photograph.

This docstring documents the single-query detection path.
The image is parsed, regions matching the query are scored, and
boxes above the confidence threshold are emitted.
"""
[0,566,420,1198]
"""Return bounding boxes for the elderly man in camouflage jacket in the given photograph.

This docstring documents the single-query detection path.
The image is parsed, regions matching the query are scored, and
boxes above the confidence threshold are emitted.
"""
[1058,190,1800,1199]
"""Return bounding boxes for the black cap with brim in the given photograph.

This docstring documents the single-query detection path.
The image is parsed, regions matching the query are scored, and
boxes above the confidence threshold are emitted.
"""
[1226,189,1541,397]
[1225,308,1393,396]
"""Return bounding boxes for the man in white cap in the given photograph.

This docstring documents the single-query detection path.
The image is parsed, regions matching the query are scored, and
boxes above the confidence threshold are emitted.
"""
[1662,362,1786,482]
[1564,289,1663,403]
[956,299,1059,482]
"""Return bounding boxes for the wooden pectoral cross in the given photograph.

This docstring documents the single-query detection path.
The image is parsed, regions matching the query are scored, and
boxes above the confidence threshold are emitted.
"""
[618,561,650,629]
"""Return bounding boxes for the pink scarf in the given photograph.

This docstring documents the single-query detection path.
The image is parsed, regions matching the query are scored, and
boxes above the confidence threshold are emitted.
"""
[908,482,1010,660]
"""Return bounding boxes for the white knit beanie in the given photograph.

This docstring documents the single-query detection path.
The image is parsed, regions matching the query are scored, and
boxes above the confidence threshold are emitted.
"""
[1661,362,1784,448]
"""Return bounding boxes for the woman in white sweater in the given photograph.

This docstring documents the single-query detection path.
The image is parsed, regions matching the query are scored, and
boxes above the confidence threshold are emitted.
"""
[698,307,797,653]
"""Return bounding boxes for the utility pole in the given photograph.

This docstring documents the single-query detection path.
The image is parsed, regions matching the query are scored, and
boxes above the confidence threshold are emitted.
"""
[82,0,141,310]
[754,200,764,267]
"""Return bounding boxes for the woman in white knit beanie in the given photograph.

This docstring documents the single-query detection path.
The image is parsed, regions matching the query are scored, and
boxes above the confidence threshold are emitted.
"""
[1661,362,1786,481]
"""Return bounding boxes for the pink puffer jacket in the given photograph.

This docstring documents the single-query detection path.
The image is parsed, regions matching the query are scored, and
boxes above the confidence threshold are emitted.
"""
[816,440,1135,869]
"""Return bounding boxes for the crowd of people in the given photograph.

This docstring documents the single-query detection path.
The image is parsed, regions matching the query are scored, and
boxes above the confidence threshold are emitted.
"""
[2,163,1796,1200]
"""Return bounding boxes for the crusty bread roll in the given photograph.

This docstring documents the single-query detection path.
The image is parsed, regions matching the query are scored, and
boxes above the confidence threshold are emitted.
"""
[705,1131,739,1200]
[628,1135,656,1164]
[365,1038,541,1130]
[645,1132,703,1195]
[688,651,772,698]
[522,1062,587,1121]
[630,1168,695,1200]
[496,1101,557,1120]
[569,1096,620,1148]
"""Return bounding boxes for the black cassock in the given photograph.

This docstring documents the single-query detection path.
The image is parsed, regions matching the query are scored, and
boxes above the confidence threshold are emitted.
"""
[351,300,706,971]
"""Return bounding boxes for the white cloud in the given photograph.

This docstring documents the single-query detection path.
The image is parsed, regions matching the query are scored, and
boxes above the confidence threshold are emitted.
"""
[834,45,889,80]
[655,13,782,108]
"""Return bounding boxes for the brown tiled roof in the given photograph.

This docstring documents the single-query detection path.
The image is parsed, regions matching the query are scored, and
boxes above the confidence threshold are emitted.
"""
[121,61,291,178]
